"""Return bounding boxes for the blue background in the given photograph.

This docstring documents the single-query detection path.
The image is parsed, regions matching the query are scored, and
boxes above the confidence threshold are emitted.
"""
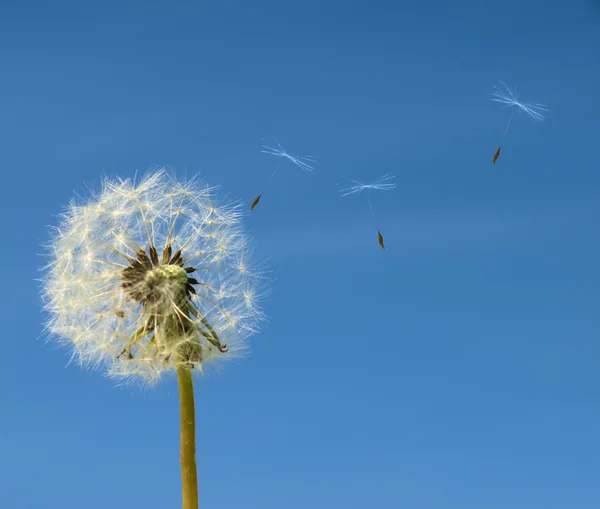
[1,1,599,508]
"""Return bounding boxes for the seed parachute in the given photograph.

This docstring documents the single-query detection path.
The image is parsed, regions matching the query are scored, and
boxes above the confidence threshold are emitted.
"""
[250,138,316,211]
[490,81,548,165]
[338,173,396,250]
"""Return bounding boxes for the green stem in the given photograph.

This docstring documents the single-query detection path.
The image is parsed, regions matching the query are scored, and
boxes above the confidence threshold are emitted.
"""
[177,366,199,509]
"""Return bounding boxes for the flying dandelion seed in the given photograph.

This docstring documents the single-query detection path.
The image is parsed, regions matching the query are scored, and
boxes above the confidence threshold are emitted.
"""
[490,81,548,165]
[41,169,267,509]
[250,138,316,211]
[338,173,396,250]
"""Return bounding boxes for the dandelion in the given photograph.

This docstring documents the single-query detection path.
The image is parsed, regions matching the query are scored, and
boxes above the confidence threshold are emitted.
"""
[338,173,396,250]
[41,169,266,509]
[490,81,548,164]
[250,137,316,211]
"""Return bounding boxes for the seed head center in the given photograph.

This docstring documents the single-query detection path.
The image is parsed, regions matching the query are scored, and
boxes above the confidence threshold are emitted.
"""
[146,264,188,287]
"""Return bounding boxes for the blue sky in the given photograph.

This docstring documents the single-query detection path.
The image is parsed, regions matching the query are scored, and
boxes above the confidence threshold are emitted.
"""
[1,0,599,507]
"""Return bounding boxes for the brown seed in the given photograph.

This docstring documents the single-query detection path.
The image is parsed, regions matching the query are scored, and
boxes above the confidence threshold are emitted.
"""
[117,347,133,360]
[378,230,385,250]
[492,147,501,165]
[149,246,159,266]
[136,249,152,268]
[162,245,172,264]
[250,194,262,211]
[170,249,183,265]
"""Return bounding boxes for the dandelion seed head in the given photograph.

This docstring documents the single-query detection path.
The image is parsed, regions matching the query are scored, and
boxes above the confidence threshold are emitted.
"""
[338,173,396,198]
[41,169,267,385]
[490,81,548,122]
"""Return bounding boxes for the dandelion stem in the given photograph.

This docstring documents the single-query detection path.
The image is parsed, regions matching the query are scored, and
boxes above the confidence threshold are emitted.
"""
[177,366,199,509]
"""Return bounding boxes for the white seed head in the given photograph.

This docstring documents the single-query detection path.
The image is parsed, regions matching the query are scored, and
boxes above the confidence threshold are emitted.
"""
[41,169,267,385]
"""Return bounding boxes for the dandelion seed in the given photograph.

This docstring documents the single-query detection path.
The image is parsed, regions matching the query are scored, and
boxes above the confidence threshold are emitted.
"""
[250,137,316,211]
[41,169,268,509]
[490,81,548,164]
[338,174,395,250]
